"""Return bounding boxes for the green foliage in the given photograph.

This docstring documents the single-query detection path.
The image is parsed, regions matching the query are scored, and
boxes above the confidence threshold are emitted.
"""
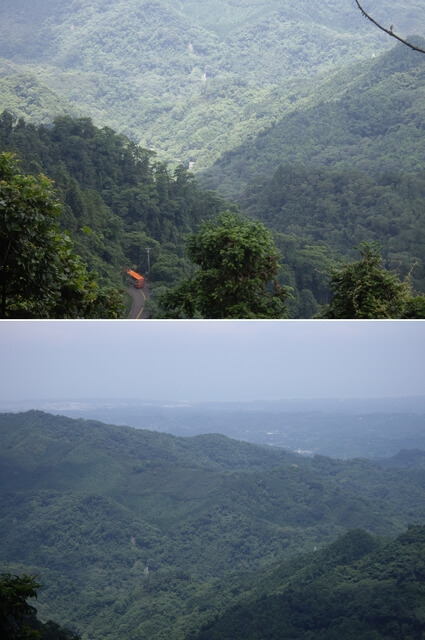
[0,152,123,318]
[0,573,80,640]
[0,573,40,640]
[319,242,424,318]
[158,211,290,317]
[190,526,425,640]
[1,411,425,639]
[1,6,425,317]
[203,42,425,197]
[2,0,424,173]
[239,164,425,298]
[0,70,80,127]
[0,113,233,313]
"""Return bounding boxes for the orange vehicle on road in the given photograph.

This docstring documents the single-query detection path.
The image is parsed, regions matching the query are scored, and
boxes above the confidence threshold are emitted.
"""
[126,269,145,289]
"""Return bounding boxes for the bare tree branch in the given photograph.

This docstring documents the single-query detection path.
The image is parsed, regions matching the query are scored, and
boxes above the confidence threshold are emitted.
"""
[355,0,425,54]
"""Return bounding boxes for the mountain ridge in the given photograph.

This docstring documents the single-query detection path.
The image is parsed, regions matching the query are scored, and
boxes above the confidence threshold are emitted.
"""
[3,0,423,169]
[1,410,425,638]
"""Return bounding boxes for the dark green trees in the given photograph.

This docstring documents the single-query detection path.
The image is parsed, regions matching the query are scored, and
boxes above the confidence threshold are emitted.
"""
[320,242,425,318]
[158,211,290,318]
[0,573,40,640]
[0,573,81,640]
[0,152,123,318]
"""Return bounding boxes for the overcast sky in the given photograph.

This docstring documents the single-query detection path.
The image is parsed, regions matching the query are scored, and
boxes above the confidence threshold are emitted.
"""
[0,320,424,404]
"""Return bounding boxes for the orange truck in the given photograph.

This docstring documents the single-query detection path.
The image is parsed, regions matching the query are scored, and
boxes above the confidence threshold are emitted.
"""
[126,269,145,289]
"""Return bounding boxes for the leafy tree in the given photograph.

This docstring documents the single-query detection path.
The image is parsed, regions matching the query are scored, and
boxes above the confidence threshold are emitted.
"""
[157,211,290,318]
[403,295,425,317]
[319,242,424,318]
[0,573,40,640]
[0,152,123,318]
[0,573,81,640]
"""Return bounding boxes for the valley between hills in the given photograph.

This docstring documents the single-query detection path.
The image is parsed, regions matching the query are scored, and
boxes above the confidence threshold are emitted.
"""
[1,409,425,638]
[2,1,425,317]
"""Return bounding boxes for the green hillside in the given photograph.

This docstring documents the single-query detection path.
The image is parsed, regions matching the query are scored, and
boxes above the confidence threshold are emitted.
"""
[190,526,425,639]
[201,40,425,196]
[197,43,425,296]
[2,0,424,169]
[0,64,80,125]
[1,411,425,639]
[0,113,232,315]
[2,2,425,316]
[0,113,338,318]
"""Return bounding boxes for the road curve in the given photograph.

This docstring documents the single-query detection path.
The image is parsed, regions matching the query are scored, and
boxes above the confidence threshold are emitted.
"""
[127,285,149,319]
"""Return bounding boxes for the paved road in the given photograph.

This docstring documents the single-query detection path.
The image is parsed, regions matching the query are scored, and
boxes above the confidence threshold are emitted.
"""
[127,285,149,319]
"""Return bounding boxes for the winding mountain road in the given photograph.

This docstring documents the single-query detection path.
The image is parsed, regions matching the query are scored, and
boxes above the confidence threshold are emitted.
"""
[127,285,149,319]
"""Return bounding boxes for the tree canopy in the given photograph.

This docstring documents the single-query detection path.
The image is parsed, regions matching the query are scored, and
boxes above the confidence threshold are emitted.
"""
[158,211,290,318]
[0,573,40,640]
[319,242,425,318]
[0,573,80,640]
[0,152,123,318]
[2,410,425,639]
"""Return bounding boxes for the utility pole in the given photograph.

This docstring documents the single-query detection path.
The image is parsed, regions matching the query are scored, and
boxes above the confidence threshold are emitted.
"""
[146,247,151,274]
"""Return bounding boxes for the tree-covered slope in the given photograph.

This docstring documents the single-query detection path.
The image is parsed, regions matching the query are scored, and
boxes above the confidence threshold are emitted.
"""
[2,0,424,170]
[1,411,425,639]
[0,112,338,318]
[0,65,80,126]
[189,525,425,640]
[0,113,230,311]
[194,42,425,297]
[240,164,425,295]
[201,41,425,196]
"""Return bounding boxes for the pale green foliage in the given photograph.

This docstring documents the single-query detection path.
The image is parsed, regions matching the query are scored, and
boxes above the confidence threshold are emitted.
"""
[3,0,423,172]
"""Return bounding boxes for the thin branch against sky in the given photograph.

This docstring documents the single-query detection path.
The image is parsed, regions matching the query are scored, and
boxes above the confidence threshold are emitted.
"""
[354,0,425,54]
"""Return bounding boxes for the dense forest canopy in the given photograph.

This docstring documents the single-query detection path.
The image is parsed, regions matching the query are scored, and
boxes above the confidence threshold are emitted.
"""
[2,110,424,318]
[190,525,425,640]
[1,410,425,638]
[202,40,425,196]
[1,2,425,316]
[1,0,425,170]
[0,113,234,316]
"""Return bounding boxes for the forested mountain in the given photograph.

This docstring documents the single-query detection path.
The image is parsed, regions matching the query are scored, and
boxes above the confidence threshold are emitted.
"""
[2,2,425,316]
[0,113,340,317]
[1,0,424,170]
[199,42,425,295]
[203,40,425,194]
[0,114,230,312]
[242,164,425,294]
[1,411,425,639]
[4,109,425,318]
[190,525,425,639]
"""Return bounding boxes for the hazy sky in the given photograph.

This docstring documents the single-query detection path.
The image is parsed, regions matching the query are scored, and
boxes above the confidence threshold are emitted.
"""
[0,320,424,403]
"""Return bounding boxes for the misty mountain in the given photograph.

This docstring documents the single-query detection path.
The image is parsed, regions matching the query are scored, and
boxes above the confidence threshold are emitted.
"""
[2,0,424,170]
[2,2,425,317]
[8,397,425,460]
[1,410,425,638]
[201,40,425,196]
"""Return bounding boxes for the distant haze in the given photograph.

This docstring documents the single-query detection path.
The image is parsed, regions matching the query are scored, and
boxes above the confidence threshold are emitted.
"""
[0,320,424,404]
